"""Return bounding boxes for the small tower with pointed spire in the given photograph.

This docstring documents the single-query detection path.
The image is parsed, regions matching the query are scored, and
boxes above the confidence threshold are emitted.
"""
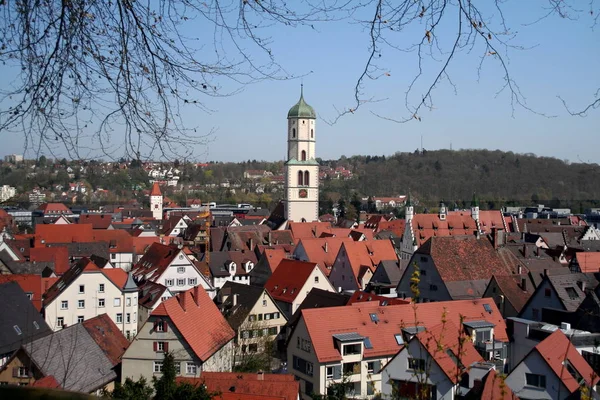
[439,200,447,221]
[284,85,319,222]
[150,182,163,220]
[471,192,480,222]
[405,191,414,222]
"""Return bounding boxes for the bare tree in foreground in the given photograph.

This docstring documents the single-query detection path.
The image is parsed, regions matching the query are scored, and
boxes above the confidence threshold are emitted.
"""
[0,1,597,159]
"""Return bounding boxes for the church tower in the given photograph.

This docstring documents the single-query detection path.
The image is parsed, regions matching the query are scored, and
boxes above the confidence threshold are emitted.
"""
[285,85,319,222]
[150,182,163,220]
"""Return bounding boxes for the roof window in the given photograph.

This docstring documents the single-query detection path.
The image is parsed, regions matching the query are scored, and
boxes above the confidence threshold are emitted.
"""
[364,337,373,349]
[13,325,22,335]
[369,313,379,323]
[483,303,492,313]
[394,334,404,345]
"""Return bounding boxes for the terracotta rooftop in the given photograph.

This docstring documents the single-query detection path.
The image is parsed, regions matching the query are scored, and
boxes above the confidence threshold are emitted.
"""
[152,286,234,361]
[150,182,162,196]
[78,214,113,229]
[82,314,130,366]
[29,246,70,275]
[575,252,600,273]
[296,237,354,276]
[489,274,534,313]
[414,321,483,384]
[37,203,71,214]
[178,372,298,400]
[347,291,410,306]
[300,299,507,363]
[0,274,57,311]
[533,329,598,393]
[288,221,333,240]
[31,375,61,389]
[264,259,319,303]
[34,223,95,246]
[341,240,398,286]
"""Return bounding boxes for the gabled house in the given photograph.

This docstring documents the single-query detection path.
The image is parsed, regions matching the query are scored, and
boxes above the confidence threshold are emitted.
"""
[482,274,535,318]
[132,242,214,297]
[249,247,289,287]
[265,259,335,319]
[218,281,287,361]
[328,240,398,292]
[366,259,406,296]
[121,286,235,383]
[137,280,174,325]
[0,321,117,393]
[505,330,599,399]
[82,314,130,382]
[396,236,517,302]
[287,299,508,399]
[209,250,258,289]
[0,274,57,311]
[518,272,598,321]
[293,237,354,277]
[380,321,484,400]
[42,258,139,337]
[0,282,52,368]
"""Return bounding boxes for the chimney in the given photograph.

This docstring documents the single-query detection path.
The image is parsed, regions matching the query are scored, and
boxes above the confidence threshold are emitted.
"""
[578,281,586,292]
[257,371,264,381]
[561,322,571,331]
[180,292,188,312]
[544,269,549,277]
[536,246,540,257]
[517,265,522,275]
[268,232,272,246]
[193,286,201,306]
[233,293,238,307]
[324,242,328,253]
[521,278,527,291]
[249,238,254,250]
[523,244,528,258]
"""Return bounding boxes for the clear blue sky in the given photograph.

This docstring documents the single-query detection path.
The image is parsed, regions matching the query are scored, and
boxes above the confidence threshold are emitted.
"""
[1,1,599,163]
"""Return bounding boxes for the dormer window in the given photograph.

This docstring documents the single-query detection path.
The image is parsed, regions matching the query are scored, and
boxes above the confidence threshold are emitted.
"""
[230,262,236,273]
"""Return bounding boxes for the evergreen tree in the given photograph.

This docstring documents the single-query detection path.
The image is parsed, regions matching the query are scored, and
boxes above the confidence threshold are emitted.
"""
[111,377,154,400]
[153,352,178,400]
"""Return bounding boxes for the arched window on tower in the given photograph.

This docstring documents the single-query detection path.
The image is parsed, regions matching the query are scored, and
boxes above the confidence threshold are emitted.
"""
[304,171,310,186]
[301,150,306,161]
[292,128,296,138]
[311,129,314,138]
[297,171,303,186]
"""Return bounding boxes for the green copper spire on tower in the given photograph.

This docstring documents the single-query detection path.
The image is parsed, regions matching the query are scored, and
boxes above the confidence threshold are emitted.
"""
[472,192,479,208]
[287,84,316,119]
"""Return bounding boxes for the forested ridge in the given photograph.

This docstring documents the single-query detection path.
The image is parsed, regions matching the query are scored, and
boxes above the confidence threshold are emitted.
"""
[321,149,600,211]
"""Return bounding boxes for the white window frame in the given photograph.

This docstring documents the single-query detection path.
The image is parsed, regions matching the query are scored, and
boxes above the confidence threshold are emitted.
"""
[78,299,85,309]
[165,279,174,287]
[98,283,105,293]
[153,361,164,373]
[126,313,131,323]
[116,313,123,323]
[61,300,68,310]
[78,285,85,294]
[77,316,84,323]
[114,298,121,307]
[326,366,334,379]
[157,341,165,352]
[57,317,64,327]
[186,363,198,375]
[177,266,186,274]
[177,278,185,286]
[98,298,105,308]
[188,278,197,285]
[126,297,132,306]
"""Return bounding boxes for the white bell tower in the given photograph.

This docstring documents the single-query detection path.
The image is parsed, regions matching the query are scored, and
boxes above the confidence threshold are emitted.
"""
[150,182,163,220]
[285,85,319,222]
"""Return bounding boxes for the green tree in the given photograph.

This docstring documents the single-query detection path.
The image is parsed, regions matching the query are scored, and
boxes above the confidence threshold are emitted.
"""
[111,377,154,400]
[36,155,47,168]
[152,352,178,400]
[350,193,362,214]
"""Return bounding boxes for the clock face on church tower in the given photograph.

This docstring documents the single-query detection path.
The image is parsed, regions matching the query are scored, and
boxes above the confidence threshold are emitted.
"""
[298,189,308,198]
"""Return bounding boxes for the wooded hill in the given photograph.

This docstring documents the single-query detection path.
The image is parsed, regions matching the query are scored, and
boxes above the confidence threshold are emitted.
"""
[320,149,600,212]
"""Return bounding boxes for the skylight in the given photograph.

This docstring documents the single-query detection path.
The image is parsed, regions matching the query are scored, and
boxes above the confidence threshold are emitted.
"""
[33,321,39,330]
[394,334,404,345]
[483,304,492,313]
[369,313,379,323]
[364,337,373,349]
[13,325,22,335]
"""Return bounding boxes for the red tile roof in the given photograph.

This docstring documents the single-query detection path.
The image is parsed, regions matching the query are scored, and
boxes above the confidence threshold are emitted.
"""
[78,214,113,229]
[490,274,534,313]
[415,321,483,383]
[419,236,515,282]
[261,248,289,273]
[152,286,234,361]
[341,240,398,287]
[37,203,71,214]
[101,268,128,289]
[376,219,406,237]
[29,246,70,275]
[575,252,600,273]
[300,299,507,363]
[132,242,182,281]
[34,224,95,245]
[534,330,599,392]
[0,274,57,311]
[347,291,410,306]
[82,314,130,366]
[92,229,134,254]
[178,372,298,400]
[32,375,61,389]
[479,369,518,400]
[288,221,333,240]
[150,182,162,196]
[264,259,319,303]
[297,237,354,276]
